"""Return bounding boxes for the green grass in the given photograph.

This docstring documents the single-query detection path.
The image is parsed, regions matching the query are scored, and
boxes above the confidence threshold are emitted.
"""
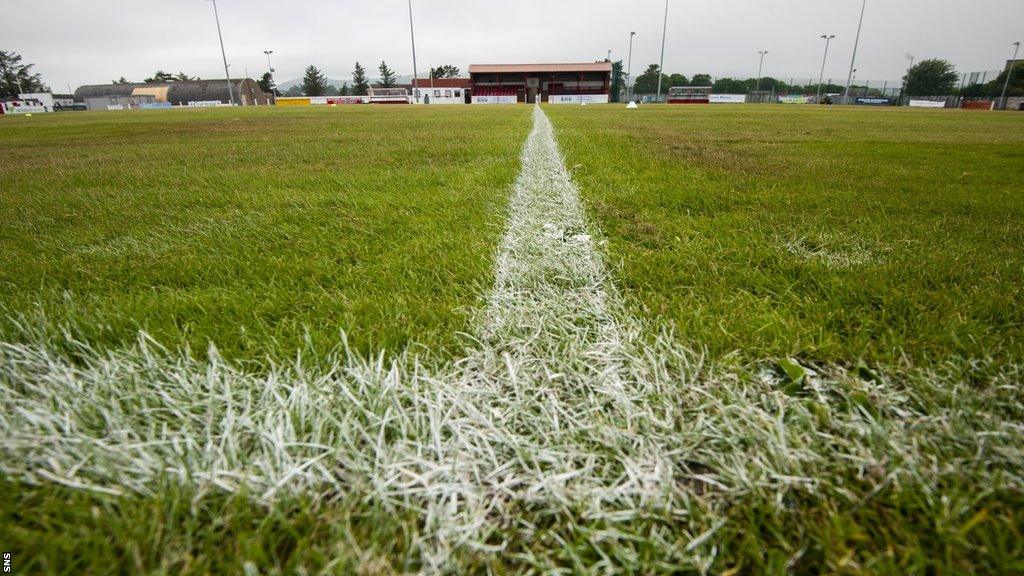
[0,105,531,363]
[546,104,1024,367]
[2,103,1023,575]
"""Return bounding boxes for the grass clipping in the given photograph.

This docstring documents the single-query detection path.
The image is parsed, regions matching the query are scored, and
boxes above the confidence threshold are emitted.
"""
[2,107,1022,571]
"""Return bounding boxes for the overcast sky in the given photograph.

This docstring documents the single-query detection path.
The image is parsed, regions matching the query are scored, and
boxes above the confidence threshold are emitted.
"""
[4,0,1022,91]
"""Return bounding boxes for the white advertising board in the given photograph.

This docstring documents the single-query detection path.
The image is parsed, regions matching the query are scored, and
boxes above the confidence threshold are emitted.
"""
[187,101,225,107]
[778,95,811,104]
[709,94,746,104]
[471,95,517,105]
[2,102,47,114]
[106,104,125,111]
[909,100,946,108]
[549,94,610,104]
[19,92,54,111]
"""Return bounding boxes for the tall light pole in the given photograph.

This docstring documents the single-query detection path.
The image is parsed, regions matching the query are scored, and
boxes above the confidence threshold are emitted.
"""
[407,0,420,103]
[627,31,636,101]
[264,50,274,73]
[898,53,913,106]
[656,0,669,103]
[607,49,612,62]
[755,50,769,92]
[207,0,235,106]
[843,0,867,105]
[1000,41,1021,110]
[816,35,835,101]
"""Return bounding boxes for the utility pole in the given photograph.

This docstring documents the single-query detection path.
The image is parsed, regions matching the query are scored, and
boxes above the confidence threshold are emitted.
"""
[656,0,669,103]
[627,31,636,102]
[843,0,867,105]
[756,50,769,92]
[407,0,420,103]
[208,0,235,105]
[817,35,835,101]
[1000,41,1021,110]
[264,50,274,73]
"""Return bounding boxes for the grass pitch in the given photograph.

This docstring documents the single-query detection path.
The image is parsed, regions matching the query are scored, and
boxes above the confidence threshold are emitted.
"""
[0,105,530,362]
[546,104,1024,367]
[2,104,1023,575]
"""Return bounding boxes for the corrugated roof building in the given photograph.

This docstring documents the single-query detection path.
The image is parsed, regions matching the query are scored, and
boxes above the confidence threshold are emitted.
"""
[74,79,270,106]
[468,62,613,104]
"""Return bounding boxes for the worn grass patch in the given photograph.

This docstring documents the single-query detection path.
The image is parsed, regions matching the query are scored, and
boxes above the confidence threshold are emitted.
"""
[0,105,531,363]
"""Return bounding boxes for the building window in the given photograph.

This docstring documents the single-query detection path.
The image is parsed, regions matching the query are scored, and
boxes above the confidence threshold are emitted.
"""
[434,90,441,98]
[445,90,452,98]
[454,90,461,97]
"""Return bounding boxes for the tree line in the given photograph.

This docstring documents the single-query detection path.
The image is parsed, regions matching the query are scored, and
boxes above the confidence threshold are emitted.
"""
[625,58,1023,98]
[270,61,462,97]
[0,50,48,98]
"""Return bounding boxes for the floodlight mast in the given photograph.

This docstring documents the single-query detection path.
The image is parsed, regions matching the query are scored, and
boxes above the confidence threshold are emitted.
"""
[755,50,769,92]
[898,54,913,106]
[208,0,235,106]
[817,35,835,101]
[1000,41,1021,110]
[627,31,636,101]
[656,0,669,103]
[408,0,420,103]
[843,0,867,104]
[264,50,274,73]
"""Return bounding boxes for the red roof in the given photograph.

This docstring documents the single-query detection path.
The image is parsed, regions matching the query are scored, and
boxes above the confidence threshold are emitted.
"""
[469,63,613,74]
[408,77,471,88]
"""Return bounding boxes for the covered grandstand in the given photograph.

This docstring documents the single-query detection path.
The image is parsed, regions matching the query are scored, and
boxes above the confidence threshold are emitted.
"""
[74,79,270,107]
[468,62,613,104]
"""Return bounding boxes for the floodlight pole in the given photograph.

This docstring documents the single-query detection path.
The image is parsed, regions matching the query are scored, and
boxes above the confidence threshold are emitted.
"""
[656,0,669,103]
[756,50,768,92]
[1000,41,1020,110]
[627,31,636,101]
[264,50,274,73]
[407,0,420,103]
[898,54,913,106]
[816,35,835,100]
[843,0,867,105]
[208,0,235,106]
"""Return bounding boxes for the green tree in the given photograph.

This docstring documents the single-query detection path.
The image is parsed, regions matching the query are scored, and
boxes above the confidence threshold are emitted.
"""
[633,64,669,96]
[430,65,460,78]
[144,70,175,83]
[302,65,328,96]
[112,76,132,84]
[284,85,304,97]
[667,73,689,87]
[340,82,351,96]
[324,84,340,96]
[352,62,370,95]
[378,61,397,87]
[986,61,1024,97]
[712,77,749,94]
[691,73,712,86]
[609,60,625,102]
[905,59,959,96]
[257,72,276,95]
[0,50,48,98]
[174,71,198,81]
